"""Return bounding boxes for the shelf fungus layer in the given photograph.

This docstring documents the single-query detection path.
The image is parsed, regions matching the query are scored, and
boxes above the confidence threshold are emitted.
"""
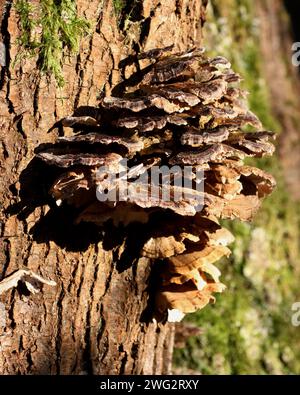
[36,47,276,322]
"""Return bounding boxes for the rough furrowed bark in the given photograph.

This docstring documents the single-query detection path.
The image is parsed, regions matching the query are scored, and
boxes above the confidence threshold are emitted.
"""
[0,0,207,374]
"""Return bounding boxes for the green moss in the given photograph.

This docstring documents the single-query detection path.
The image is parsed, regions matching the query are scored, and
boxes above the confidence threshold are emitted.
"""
[113,0,127,17]
[14,0,91,87]
[112,0,141,29]
[14,0,38,53]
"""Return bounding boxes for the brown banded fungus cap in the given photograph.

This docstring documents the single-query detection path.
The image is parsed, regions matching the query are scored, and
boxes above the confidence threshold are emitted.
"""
[36,47,276,322]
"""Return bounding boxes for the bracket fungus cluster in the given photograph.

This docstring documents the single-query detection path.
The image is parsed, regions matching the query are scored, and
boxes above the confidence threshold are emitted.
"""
[36,47,276,322]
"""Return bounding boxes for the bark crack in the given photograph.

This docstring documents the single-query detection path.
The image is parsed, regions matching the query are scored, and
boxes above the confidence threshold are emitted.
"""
[118,344,128,375]
[1,0,14,113]
[0,238,11,279]
[54,263,64,374]
[83,246,100,374]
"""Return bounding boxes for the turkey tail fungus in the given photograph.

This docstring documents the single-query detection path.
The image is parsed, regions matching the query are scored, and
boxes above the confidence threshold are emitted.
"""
[32,47,276,322]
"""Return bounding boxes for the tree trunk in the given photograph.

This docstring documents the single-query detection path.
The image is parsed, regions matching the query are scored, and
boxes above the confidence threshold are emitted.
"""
[256,0,300,200]
[0,0,207,374]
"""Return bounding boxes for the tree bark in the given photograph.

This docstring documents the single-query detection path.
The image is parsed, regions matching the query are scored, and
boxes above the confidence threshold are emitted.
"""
[0,0,207,374]
[256,0,300,200]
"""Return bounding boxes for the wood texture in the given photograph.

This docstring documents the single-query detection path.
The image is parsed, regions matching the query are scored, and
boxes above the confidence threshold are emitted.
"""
[0,0,207,374]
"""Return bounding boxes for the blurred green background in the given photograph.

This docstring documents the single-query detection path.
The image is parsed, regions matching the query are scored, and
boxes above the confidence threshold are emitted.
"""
[174,0,300,375]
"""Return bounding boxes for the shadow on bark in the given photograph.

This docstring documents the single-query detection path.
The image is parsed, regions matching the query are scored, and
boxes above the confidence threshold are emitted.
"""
[5,156,152,272]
